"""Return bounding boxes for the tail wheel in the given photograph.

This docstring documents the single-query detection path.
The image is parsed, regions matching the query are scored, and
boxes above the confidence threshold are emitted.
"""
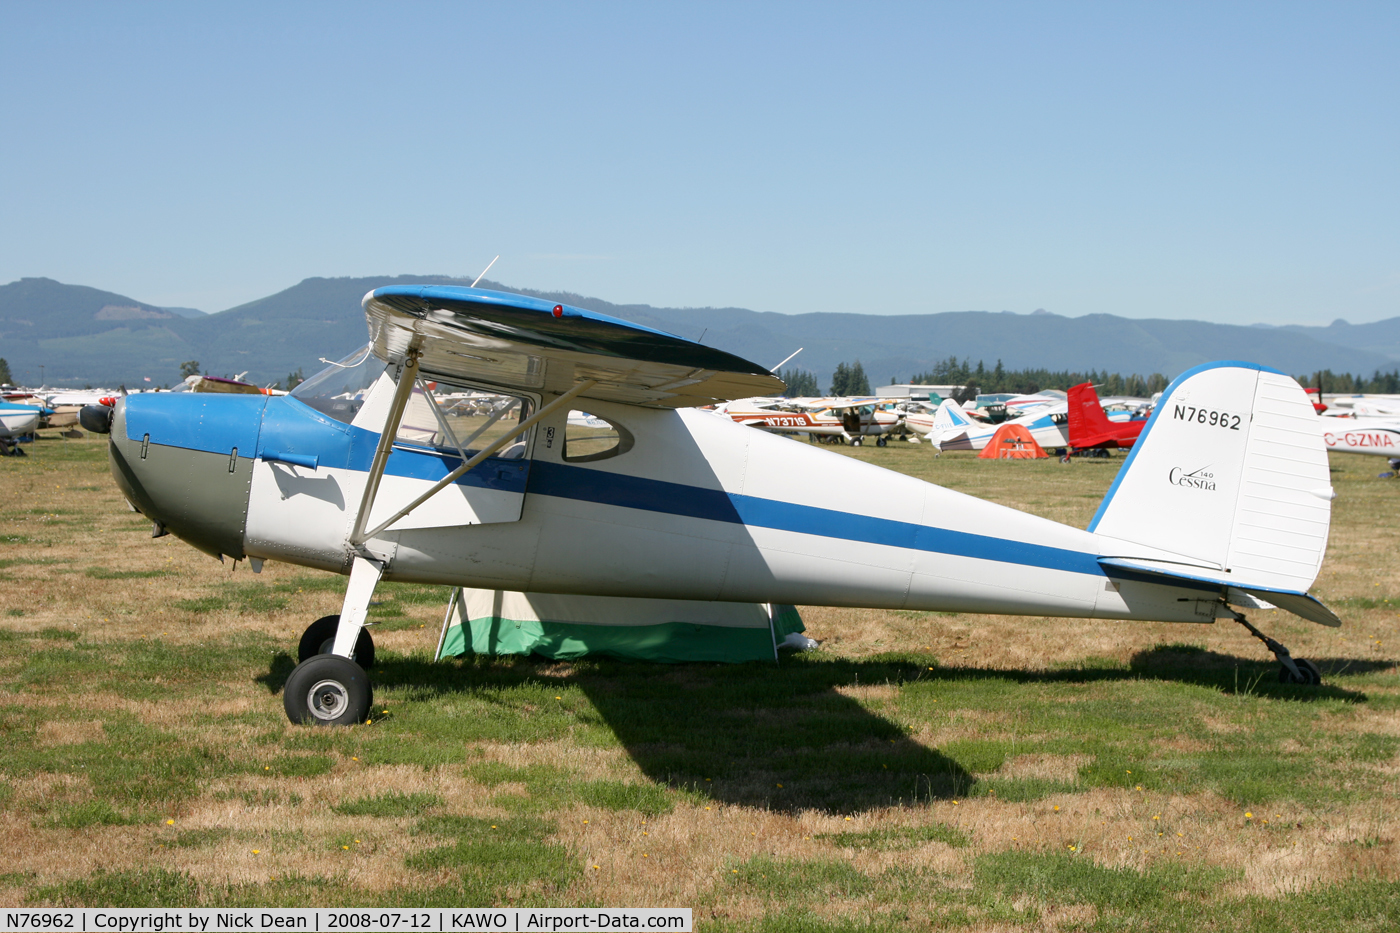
[1279,659,1322,685]
[297,614,375,670]
[284,655,372,726]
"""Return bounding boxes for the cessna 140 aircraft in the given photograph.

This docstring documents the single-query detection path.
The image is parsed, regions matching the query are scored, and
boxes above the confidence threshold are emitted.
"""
[82,284,1340,725]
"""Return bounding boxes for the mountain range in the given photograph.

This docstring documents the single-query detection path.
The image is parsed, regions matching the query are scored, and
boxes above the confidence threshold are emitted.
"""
[2,275,1397,389]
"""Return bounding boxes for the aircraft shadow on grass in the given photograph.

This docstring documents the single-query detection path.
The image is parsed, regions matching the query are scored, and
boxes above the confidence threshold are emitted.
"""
[256,646,1388,814]
[259,652,974,813]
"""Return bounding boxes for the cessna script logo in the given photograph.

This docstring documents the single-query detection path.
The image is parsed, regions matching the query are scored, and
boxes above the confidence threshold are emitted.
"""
[1168,466,1215,491]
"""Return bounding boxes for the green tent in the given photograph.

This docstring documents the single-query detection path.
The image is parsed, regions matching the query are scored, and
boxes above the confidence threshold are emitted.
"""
[436,588,807,663]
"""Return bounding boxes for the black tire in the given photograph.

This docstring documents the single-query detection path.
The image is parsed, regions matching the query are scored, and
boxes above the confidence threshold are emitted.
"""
[876,437,887,447]
[284,655,372,726]
[1279,659,1322,686]
[297,614,375,670]
[1297,659,1322,684]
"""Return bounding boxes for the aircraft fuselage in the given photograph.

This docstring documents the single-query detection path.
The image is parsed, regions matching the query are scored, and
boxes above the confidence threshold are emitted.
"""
[108,380,1226,627]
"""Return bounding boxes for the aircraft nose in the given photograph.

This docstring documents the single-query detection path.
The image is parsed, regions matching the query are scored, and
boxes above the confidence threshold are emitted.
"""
[108,393,266,560]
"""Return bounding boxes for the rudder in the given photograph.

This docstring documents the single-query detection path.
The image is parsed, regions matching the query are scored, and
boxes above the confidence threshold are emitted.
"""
[1067,382,1117,446]
[1090,362,1333,596]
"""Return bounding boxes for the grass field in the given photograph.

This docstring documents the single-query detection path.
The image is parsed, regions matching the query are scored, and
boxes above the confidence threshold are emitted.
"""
[0,432,1397,930]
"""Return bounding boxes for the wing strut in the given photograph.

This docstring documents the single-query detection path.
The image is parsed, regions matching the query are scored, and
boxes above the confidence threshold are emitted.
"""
[348,347,424,548]
[349,378,597,546]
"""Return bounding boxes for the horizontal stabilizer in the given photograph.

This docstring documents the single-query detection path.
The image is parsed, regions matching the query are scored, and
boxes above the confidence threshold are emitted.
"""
[1258,592,1341,628]
[1099,557,1340,627]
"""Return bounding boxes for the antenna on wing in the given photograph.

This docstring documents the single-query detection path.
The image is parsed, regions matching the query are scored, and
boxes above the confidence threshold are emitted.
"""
[772,348,804,371]
[471,255,500,288]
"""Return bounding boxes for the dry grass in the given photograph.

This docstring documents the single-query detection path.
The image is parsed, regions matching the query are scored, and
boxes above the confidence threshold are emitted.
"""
[1,433,1398,928]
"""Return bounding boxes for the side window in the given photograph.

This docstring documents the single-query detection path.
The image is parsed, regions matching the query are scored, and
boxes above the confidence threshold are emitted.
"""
[564,411,634,463]
[396,380,534,460]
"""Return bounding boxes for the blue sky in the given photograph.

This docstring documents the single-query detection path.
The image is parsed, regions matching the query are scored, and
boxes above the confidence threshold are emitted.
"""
[1,1,1396,324]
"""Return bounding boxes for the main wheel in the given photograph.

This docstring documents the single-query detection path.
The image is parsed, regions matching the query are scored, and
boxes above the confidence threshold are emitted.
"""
[297,614,375,670]
[284,655,372,726]
[1279,659,1322,685]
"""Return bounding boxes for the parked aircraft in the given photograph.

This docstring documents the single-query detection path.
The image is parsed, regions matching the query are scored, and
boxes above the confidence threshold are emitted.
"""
[1319,420,1400,456]
[1324,396,1400,418]
[915,399,1067,452]
[44,390,117,407]
[82,284,1339,724]
[1002,391,1064,415]
[0,400,48,438]
[1065,382,1150,453]
[715,397,903,445]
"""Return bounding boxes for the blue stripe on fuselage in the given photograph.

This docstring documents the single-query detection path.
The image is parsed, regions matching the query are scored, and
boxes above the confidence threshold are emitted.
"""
[527,460,1105,577]
[127,394,1107,578]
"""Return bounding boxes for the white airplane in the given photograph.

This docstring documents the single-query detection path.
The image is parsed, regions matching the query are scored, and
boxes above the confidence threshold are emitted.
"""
[1002,391,1064,414]
[910,398,1072,451]
[81,284,1339,725]
[43,390,118,407]
[1325,396,1400,418]
[904,398,971,439]
[1319,419,1400,457]
[0,400,48,438]
[715,396,904,446]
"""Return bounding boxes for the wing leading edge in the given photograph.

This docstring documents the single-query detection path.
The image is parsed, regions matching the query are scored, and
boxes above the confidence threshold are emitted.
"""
[364,285,785,408]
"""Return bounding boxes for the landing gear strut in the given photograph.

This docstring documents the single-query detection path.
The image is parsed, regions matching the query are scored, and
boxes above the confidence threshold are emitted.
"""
[284,556,383,725]
[1232,613,1321,685]
[297,614,375,669]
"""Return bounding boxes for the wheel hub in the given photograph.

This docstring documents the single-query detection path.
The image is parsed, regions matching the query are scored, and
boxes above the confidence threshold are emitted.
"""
[307,679,350,721]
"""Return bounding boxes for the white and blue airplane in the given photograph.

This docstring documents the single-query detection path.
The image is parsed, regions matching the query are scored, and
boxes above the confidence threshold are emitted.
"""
[0,400,50,440]
[909,398,1071,451]
[82,284,1340,725]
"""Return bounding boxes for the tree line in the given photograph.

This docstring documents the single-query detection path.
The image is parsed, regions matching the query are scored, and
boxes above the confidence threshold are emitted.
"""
[1296,369,1400,395]
[901,357,1171,398]
[778,358,1400,402]
[779,362,871,397]
[777,356,1171,399]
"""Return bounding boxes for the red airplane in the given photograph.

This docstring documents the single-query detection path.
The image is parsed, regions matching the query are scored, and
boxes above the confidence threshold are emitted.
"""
[1066,381,1148,452]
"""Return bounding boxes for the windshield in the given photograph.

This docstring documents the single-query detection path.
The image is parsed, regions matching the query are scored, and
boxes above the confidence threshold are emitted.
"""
[291,345,388,424]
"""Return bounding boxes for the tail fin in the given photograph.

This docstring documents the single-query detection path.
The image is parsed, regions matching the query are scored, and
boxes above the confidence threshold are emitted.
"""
[932,398,972,431]
[1066,382,1116,446]
[1090,362,1336,621]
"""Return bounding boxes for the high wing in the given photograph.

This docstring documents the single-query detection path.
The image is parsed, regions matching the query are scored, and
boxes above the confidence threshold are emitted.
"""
[364,285,784,407]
